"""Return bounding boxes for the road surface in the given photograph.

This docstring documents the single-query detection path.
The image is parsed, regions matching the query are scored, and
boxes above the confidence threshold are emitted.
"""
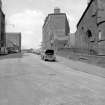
[0,53,105,105]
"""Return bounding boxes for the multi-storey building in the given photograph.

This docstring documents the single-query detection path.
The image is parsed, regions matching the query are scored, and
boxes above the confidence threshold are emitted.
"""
[42,8,70,51]
[6,32,21,52]
[75,0,105,55]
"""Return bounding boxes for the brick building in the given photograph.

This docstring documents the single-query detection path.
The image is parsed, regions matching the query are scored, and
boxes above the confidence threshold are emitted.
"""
[75,0,105,55]
[6,32,21,52]
[42,8,70,51]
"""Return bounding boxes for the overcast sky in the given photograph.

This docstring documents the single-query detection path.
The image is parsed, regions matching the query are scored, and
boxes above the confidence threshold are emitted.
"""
[2,0,88,49]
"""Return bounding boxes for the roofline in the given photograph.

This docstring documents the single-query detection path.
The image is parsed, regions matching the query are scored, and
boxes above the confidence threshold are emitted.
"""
[77,0,94,28]
[43,13,67,28]
[6,32,21,35]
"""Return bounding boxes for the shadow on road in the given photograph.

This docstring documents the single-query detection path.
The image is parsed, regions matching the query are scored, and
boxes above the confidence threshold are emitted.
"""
[0,53,25,60]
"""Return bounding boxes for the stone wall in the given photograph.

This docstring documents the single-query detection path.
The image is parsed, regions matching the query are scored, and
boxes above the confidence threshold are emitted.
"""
[75,0,98,54]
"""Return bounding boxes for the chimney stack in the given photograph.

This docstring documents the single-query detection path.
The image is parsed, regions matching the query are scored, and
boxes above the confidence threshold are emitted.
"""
[54,7,60,14]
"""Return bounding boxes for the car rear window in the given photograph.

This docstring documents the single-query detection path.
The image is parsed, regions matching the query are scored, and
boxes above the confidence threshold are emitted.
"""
[45,49,54,55]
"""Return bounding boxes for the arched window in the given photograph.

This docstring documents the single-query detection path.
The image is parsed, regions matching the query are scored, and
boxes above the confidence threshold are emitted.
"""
[86,30,92,38]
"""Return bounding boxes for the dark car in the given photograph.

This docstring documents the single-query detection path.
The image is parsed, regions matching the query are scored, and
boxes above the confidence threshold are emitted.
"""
[41,49,56,61]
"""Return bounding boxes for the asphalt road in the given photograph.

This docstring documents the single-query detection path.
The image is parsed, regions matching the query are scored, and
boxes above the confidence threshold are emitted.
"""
[0,53,105,105]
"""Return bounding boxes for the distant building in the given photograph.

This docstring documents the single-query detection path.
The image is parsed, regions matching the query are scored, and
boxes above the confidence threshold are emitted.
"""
[0,0,6,53]
[76,0,105,55]
[69,33,75,48]
[6,32,21,52]
[42,8,70,51]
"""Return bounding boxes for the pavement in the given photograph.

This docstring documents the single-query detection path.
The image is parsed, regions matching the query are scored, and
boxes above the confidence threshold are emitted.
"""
[0,53,105,105]
[57,48,105,68]
[58,55,105,78]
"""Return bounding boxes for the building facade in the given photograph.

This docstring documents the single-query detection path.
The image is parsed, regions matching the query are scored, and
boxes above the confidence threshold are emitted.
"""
[6,32,21,52]
[69,33,75,48]
[42,8,70,51]
[0,0,5,52]
[76,0,105,55]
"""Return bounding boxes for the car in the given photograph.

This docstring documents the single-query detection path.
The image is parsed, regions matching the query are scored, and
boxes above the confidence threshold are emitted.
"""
[7,47,18,54]
[41,49,56,61]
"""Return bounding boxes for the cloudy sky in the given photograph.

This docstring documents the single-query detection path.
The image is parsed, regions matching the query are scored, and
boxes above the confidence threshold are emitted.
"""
[2,0,88,49]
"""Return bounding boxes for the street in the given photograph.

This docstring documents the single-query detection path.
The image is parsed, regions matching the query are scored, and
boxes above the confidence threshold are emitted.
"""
[0,53,105,105]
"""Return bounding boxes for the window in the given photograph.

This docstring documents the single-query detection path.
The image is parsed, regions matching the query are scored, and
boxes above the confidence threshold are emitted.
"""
[86,30,92,38]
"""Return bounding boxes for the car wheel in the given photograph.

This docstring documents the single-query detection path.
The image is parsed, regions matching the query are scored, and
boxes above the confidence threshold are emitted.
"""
[45,59,47,61]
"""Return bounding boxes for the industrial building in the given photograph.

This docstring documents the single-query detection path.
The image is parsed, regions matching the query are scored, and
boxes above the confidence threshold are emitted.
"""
[75,0,105,55]
[42,8,70,51]
[6,32,21,53]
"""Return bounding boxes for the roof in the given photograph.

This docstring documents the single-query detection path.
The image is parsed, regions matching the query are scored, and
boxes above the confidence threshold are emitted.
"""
[43,13,67,28]
[6,32,21,35]
[77,0,94,28]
